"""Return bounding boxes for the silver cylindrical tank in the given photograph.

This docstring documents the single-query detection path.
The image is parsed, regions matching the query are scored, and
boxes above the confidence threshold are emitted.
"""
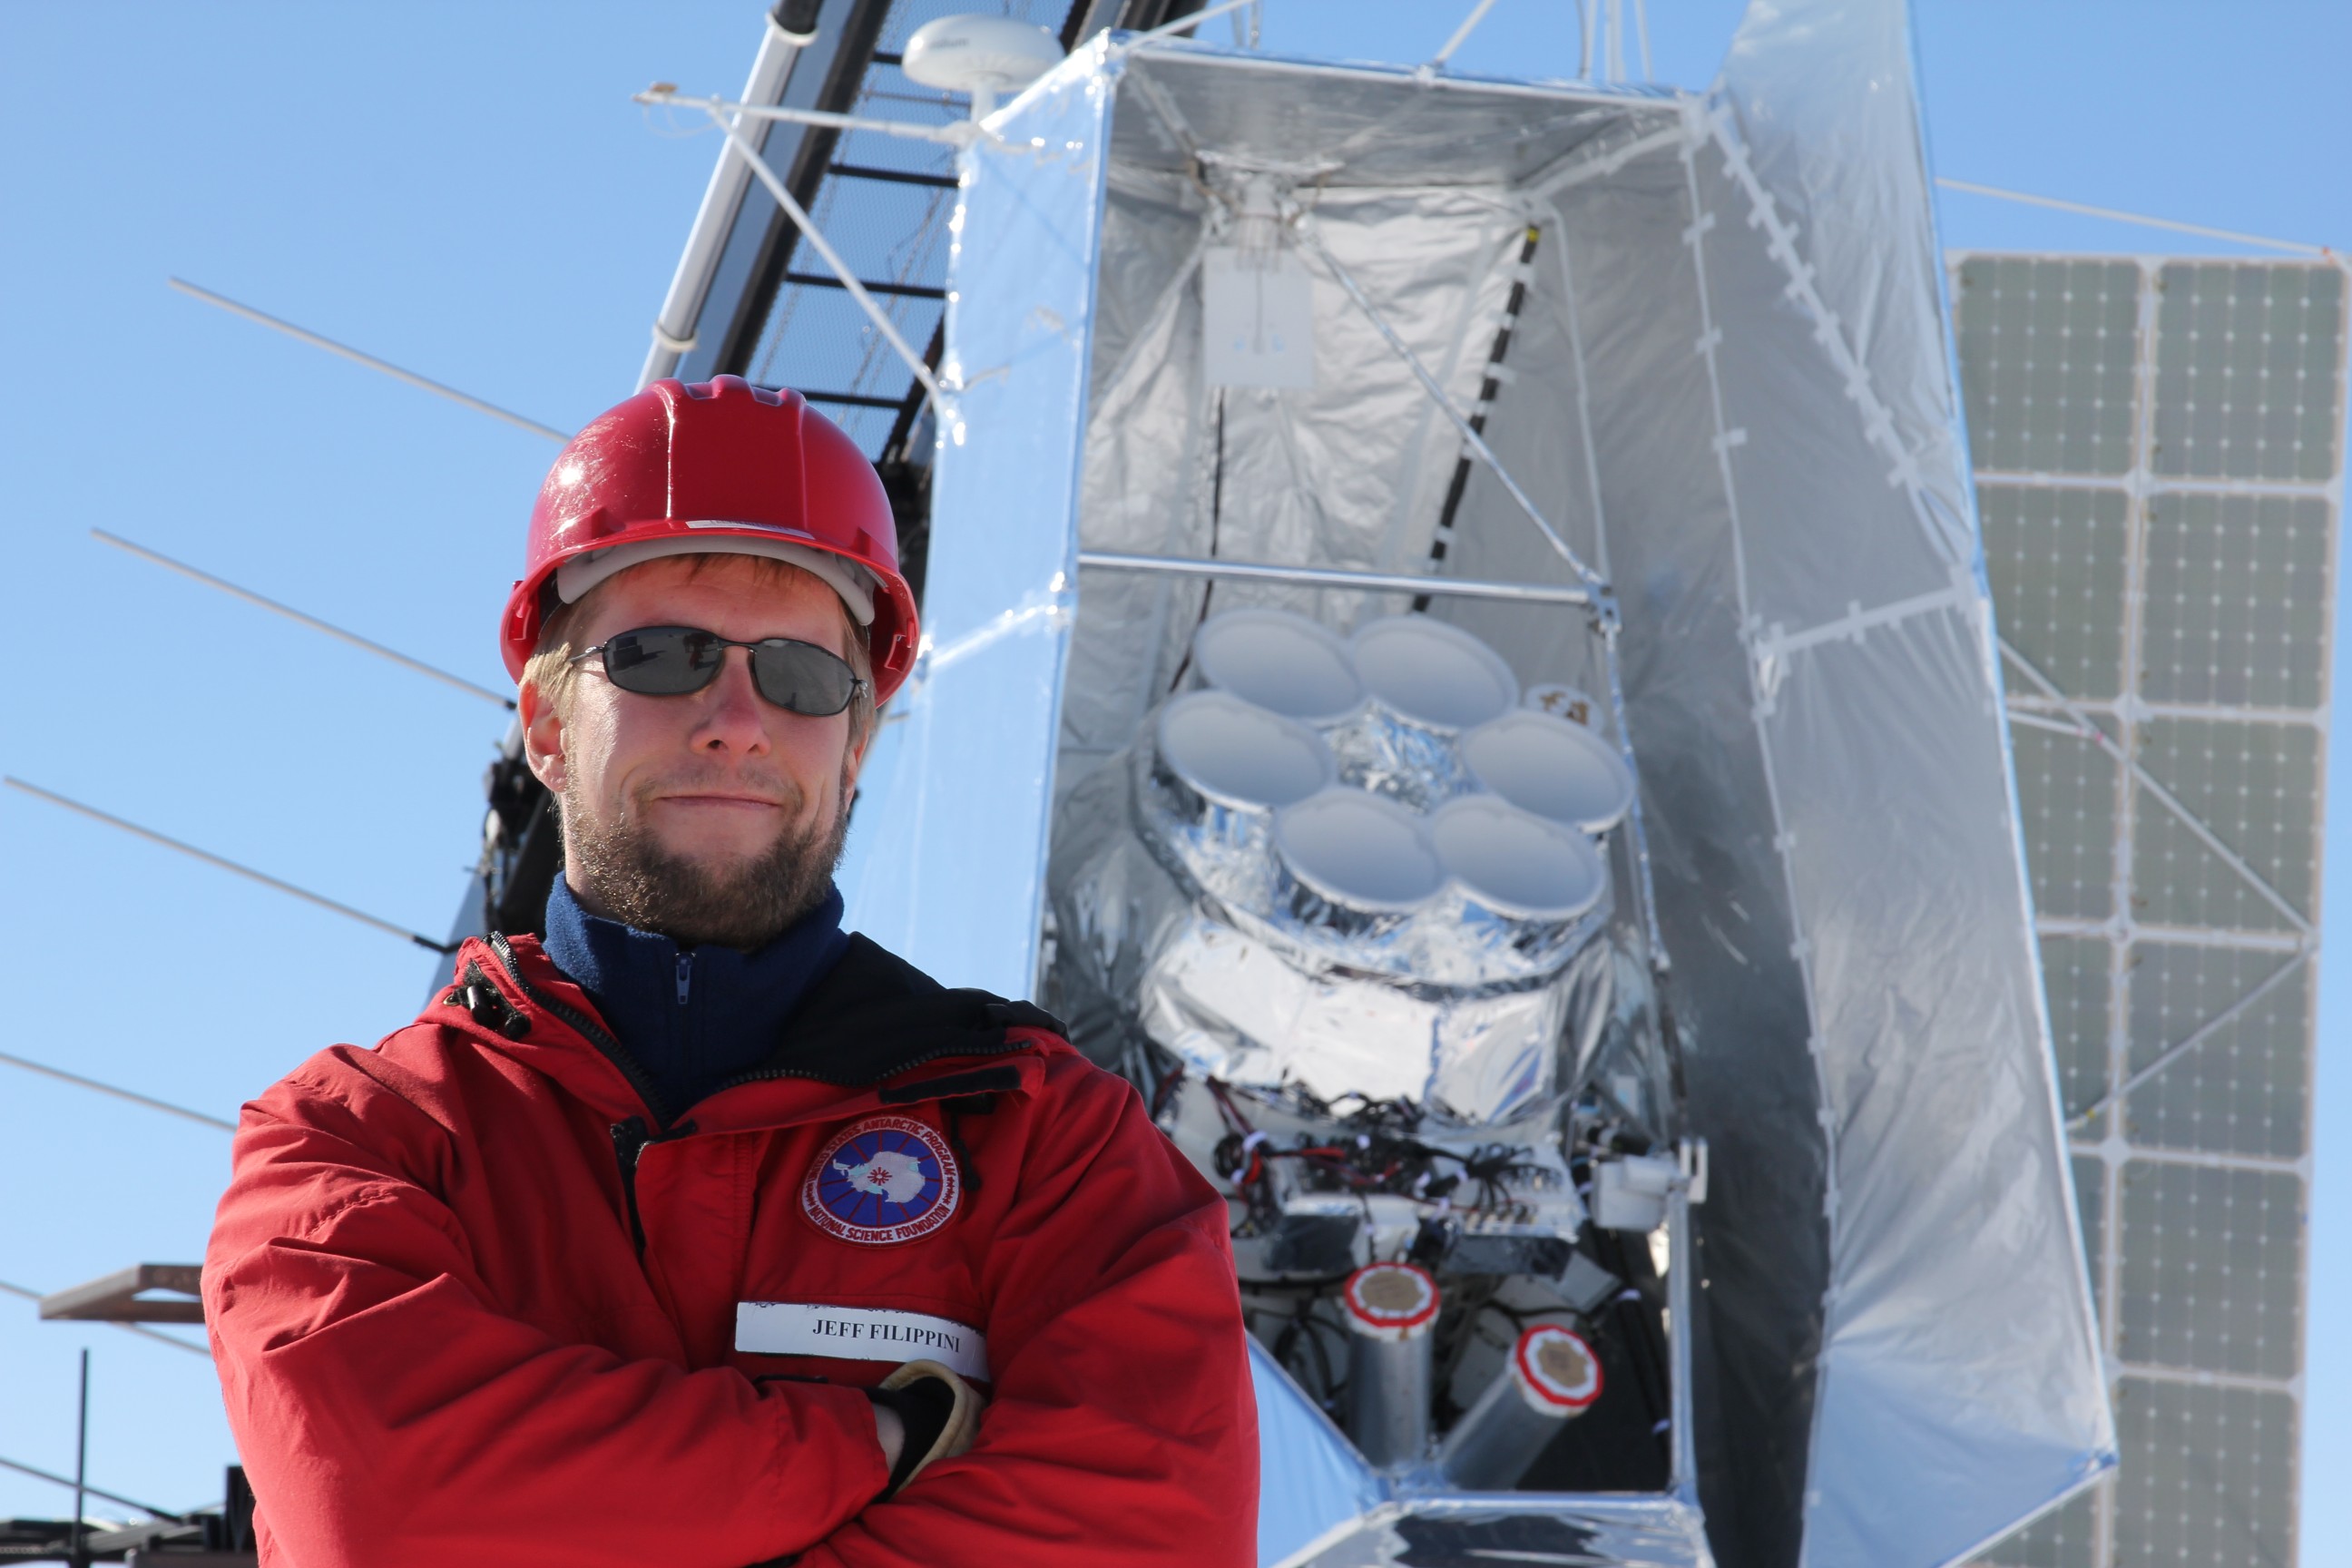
[1190,607,1367,729]
[1341,1261,1440,1468]
[1459,709,1635,837]
[1437,1322,1603,1490]
[1271,788,1444,953]
[1144,690,1335,908]
[1422,794,1612,980]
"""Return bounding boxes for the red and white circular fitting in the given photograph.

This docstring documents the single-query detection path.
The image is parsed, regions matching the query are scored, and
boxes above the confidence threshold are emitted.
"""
[1341,1262,1440,1342]
[1510,1324,1602,1413]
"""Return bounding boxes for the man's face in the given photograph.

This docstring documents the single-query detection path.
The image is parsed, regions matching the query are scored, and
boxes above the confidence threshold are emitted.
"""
[521,554,868,948]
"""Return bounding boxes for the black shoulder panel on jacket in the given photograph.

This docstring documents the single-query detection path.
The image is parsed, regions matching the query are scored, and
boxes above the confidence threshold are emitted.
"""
[762,934,1070,1087]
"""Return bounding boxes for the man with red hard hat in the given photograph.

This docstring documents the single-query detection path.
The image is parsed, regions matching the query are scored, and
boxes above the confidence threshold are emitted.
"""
[204,377,1259,1566]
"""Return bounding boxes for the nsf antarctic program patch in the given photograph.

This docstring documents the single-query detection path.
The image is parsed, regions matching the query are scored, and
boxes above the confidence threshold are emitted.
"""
[802,1113,961,1244]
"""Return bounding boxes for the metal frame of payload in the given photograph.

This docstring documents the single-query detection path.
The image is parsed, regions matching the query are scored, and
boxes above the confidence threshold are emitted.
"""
[790,5,2116,1566]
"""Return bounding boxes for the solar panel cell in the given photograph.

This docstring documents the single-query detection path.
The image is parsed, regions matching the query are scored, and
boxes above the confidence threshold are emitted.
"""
[2040,936,2112,1114]
[2111,1379,2297,1567]
[2071,1152,2107,1318]
[1981,486,2131,698]
[1955,256,2141,476]
[2117,1161,2301,1379]
[1976,1483,2099,1568]
[2011,725,2121,919]
[2141,493,2331,710]
[2153,263,2345,484]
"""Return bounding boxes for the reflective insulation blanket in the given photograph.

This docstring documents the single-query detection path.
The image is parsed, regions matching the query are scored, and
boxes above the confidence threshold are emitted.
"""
[1049,741,1631,1124]
[838,4,2114,1563]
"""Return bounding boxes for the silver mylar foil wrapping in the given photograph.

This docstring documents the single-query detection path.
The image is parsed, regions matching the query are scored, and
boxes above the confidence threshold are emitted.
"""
[1327,616,1521,811]
[1326,702,1475,811]
[1141,915,1614,1120]
[1051,720,1622,1126]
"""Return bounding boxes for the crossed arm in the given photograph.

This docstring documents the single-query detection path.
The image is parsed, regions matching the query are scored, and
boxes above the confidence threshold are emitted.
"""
[205,1059,1256,1568]
[793,1076,1259,1567]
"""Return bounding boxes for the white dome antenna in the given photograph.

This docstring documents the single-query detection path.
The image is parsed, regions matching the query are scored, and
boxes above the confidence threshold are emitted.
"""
[901,15,1064,120]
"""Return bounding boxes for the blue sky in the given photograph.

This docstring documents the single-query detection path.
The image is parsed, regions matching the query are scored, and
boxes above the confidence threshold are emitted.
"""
[1,0,2345,1556]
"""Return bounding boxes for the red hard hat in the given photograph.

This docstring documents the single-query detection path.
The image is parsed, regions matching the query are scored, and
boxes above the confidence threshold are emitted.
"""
[501,377,920,702]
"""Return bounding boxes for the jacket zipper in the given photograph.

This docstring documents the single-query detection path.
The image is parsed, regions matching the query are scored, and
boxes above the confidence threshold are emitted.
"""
[449,964,530,1040]
[608,1114,698,1259]
[485,933,701,1260]
[487,931,676,1126]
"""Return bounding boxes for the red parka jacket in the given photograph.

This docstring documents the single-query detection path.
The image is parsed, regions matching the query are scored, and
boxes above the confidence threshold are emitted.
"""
[204,930,1258,1568]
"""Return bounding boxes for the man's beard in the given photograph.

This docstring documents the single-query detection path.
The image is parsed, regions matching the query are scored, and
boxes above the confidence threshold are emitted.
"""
[561,764,852,950]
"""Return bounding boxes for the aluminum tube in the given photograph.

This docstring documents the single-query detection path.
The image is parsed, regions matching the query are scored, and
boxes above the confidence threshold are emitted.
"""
[1666,1184,1699,1499]
[1076,550,1592,606]
[1438,1324,1602,1490]
[638,19,807,388]
[1341,1263,1439,1468]
[652,95,980,147]
[1116,43,1662,107]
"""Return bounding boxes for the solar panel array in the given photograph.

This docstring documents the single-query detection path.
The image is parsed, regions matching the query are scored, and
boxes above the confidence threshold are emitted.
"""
[1955,255,2347,1568]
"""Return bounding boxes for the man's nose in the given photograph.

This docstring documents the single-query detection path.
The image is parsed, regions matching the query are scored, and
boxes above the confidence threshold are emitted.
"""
[689,647,775,754]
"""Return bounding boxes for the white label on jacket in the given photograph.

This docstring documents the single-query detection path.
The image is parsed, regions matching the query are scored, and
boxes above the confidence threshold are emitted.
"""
[735,1302,990,1382]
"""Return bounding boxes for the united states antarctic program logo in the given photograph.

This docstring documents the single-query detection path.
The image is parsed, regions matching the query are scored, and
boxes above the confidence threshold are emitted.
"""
[801,1114,961,1245]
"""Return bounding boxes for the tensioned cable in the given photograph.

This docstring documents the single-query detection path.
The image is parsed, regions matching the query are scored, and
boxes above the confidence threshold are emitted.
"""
[2,778,456,955]
[0,1452,186,1522]
[0,1281,211,1361]
[168,278,573,442]
[638,90,980,149]
[0,1049,234,1132]
[1936,178,2336,260]
[92,530,513,710]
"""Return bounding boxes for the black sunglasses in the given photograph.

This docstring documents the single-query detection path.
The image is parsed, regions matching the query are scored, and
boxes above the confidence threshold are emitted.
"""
[570,626,867,718]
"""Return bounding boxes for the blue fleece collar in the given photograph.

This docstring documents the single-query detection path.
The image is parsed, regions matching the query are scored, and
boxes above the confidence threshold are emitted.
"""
[541,876,850,1118]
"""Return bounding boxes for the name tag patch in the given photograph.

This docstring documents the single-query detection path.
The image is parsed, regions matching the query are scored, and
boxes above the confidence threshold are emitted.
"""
[736,1302,990,1382]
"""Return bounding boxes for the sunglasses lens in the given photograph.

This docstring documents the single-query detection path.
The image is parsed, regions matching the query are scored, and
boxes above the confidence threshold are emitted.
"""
[602,628,723,695]
[750,641,859,716]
